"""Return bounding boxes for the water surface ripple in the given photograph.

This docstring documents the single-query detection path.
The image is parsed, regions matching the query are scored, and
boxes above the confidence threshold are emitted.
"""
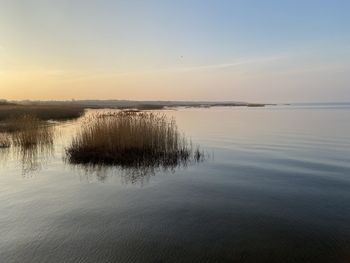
[1,105,350,262]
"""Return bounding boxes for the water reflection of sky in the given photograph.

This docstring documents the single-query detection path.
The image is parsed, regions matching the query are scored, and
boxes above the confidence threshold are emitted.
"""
[1,106,350,262]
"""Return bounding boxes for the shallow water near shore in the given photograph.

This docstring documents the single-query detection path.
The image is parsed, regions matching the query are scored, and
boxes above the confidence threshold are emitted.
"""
[1,104,350,262]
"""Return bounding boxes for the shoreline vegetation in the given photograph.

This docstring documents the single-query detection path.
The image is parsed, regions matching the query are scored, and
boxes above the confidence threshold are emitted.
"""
[0,115,54,149]
[1,99,272,111]
[0,104,85,122]
[0,104,84,148]
[0,99,263,165]
[10,115,54,148]
[0,99,273,124]
[66,111,204,168]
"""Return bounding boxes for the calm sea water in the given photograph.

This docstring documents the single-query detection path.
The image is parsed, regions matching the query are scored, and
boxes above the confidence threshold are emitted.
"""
[1,105,350,263]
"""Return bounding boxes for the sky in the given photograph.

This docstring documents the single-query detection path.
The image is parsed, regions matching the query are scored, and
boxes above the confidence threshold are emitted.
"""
[0,0,349,103]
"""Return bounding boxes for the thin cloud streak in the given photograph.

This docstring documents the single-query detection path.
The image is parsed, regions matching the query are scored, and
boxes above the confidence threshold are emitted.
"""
[168,55,288,72]
[29,55,288,81]
[98,55,289,77]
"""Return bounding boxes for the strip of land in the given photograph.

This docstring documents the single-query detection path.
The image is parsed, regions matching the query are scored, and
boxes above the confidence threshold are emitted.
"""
[0,100,275,128]
[2,99,273,111]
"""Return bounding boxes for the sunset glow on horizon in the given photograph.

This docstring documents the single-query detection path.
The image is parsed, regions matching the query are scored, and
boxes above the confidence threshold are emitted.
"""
[1,0,349,102]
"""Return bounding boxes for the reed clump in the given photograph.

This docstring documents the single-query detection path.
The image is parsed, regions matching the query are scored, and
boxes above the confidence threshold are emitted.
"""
[10,115,54,148]
[67,111,203,167]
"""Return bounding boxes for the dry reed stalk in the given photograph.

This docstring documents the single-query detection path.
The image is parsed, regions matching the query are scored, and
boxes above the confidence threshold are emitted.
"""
[0,133,10,148]
[10,115,54,148]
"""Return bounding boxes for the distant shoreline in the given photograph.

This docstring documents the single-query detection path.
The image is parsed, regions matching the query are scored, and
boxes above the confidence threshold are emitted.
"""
[1,99,275,110]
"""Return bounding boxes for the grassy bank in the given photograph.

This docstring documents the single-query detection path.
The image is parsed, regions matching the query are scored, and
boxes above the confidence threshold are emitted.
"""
[0,105,85,121]
[66,111,203,167]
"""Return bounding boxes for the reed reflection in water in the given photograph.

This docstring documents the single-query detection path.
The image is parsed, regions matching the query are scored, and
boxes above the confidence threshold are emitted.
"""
[0,141,54,176]
[16,144,54,176]
[69,154,204,185]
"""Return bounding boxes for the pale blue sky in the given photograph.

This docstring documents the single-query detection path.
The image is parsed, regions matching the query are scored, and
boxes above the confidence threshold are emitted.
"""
[0,0,349,102]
